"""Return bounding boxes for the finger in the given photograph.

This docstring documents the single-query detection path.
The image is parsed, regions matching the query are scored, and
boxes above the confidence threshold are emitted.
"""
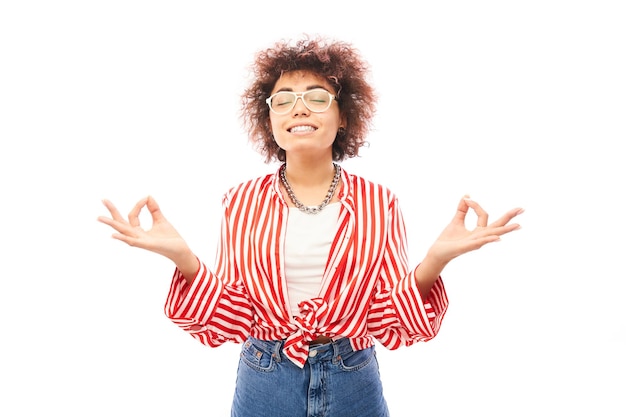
[111,232,141,247]
[101,199,125,222]
[127,197,149,228]
[468,234,503,250]
[497,223,521,235]
[451,195,471,224]
[488,207,525,228]
[463,197,489,227]
[146,196,166,223]
[473,223,521,241]
[97,214,139,236]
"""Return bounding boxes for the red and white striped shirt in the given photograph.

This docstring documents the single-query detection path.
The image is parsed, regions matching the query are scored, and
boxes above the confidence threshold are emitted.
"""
[164,166,449,368]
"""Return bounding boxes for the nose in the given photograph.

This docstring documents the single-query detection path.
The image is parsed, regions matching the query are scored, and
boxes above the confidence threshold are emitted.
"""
[291,96,310,116]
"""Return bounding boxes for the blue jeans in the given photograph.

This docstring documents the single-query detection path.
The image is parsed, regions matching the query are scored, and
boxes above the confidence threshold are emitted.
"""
[231,337,390,417]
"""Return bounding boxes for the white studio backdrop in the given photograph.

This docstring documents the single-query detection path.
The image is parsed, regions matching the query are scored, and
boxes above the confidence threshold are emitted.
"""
[1,1,624,416]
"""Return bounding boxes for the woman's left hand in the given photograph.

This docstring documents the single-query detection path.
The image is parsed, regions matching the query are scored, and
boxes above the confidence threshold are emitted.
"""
[427,196,524,265]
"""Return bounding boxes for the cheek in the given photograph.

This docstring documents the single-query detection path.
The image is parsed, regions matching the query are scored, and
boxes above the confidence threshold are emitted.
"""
[268,115,279,135]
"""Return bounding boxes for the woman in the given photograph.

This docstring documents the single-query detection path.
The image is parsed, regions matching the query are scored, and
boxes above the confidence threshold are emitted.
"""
[98,36,523,417]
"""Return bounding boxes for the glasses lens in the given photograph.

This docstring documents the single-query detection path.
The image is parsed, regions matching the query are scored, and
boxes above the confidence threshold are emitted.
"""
[269,92,296,114]
[303,90,332,112]
[268,90,333,114]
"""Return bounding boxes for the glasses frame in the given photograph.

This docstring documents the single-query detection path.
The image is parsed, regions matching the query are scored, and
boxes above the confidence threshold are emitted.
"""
[265,88,337,115]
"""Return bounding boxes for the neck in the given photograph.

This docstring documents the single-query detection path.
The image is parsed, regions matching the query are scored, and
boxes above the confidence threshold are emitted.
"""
[283,157,336,187]
[280,162,341,213]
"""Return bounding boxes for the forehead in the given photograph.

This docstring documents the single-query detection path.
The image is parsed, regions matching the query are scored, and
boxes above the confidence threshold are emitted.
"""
[272,70,334,93]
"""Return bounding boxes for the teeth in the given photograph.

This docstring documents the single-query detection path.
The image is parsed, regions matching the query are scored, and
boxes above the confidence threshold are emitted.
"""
[290,125,316,133]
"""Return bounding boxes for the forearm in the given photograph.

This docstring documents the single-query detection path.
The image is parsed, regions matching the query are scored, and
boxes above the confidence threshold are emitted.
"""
[171,250,201,284]
[414,252,448,298]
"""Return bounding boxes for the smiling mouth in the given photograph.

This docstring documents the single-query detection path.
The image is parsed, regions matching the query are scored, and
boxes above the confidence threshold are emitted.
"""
[289,125,317,133]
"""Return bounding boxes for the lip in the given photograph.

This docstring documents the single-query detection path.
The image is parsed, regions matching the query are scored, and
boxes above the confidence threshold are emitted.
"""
[287,124,318,133]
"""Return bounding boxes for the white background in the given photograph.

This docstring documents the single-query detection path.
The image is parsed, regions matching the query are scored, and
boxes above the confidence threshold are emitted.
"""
[1,1,624,416]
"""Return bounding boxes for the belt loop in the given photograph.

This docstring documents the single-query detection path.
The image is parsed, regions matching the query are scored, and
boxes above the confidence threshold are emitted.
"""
[332,338,342,362]
[272,339,283,363]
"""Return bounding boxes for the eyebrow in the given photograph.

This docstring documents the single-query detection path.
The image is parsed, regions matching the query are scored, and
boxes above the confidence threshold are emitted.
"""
[274,84,328,93]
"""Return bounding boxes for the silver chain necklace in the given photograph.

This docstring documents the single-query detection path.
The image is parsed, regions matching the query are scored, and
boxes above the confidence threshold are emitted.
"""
[279,163,341,214]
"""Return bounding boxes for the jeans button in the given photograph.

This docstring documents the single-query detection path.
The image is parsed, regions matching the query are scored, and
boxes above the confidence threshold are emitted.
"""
[309,349,318,357]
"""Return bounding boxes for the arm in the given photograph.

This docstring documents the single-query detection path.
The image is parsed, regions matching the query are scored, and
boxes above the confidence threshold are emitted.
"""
[98,194,253,344]
[415,195,524,297]
[97,196,199,282]
[367,196,448,346]
[368,194,523,347]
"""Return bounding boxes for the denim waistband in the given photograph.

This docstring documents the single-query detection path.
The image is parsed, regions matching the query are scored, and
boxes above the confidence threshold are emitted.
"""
[246,336,356,364]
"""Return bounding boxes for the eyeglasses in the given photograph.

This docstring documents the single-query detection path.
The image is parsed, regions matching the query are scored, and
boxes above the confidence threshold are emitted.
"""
[265,89,336,115]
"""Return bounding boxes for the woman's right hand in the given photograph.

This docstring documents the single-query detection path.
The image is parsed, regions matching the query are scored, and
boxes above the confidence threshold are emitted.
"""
[97,196,199,278]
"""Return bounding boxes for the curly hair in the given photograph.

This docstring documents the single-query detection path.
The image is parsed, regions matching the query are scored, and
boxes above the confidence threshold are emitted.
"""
[240,35,377,163]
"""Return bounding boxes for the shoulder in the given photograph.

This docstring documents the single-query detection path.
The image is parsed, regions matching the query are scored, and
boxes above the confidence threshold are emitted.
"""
[222,171,277,207]
[341,168,398,203]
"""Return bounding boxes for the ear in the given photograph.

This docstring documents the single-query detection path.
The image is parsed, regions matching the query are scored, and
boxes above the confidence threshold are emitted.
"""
[340,114,348,130]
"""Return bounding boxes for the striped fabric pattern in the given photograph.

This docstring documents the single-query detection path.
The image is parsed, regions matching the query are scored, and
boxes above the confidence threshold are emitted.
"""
[164,166,449,368]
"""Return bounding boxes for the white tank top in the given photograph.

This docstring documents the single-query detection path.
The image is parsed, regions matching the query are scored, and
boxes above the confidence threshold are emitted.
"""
[284,202,340,317]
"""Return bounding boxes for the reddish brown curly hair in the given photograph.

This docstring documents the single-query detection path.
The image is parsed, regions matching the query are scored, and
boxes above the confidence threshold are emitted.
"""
[240,35,377,163]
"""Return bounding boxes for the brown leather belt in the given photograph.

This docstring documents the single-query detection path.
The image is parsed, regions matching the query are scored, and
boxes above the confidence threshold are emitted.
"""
[308,336,332,345]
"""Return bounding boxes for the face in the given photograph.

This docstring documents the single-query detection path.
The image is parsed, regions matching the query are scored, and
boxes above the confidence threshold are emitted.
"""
[268,70,344,161]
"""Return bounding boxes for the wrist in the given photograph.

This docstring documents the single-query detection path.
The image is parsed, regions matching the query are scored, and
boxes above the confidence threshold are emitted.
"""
[423,249,449,272]
[172,250,199,278]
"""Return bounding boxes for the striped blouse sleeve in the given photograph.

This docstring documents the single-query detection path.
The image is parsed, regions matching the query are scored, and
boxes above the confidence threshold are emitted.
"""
[367,196,449,349]
[163,191,253,346]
